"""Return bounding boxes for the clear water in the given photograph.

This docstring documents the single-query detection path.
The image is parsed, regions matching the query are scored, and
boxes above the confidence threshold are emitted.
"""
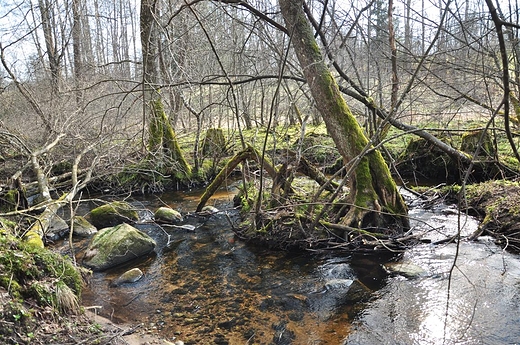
[63,188,520,344]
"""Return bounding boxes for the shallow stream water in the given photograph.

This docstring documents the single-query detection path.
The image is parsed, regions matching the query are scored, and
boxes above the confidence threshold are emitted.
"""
[60,188,520,344]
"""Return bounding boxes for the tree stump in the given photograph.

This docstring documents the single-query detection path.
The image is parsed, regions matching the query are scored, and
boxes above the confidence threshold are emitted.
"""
[202,128,226,157]
[461,130,495,157]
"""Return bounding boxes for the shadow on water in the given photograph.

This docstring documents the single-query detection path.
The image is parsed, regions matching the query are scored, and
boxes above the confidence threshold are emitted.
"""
[56,188,520,344]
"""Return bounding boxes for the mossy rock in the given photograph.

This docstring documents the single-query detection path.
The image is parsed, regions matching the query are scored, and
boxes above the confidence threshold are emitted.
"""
[72,216,97,237]
[89,201,139,229]
[83,223,156,271]
[23,230,45,249]
[154,206,183,224]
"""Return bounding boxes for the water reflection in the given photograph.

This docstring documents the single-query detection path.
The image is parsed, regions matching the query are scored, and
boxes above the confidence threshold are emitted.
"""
[71,188,520,344]
[345,227,520,344]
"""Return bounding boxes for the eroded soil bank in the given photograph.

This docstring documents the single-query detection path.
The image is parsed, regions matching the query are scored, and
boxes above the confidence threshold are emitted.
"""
[458,180,520,251]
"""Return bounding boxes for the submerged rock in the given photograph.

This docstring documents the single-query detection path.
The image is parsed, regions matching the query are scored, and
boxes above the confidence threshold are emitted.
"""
[83,223,155,271]
[89,201,139,229]
[201,205,219,215]
[154,206,183,223]
[322,279,371,303]
[345,279,372,303]
[324,279,354,291]
[110,267,144,287]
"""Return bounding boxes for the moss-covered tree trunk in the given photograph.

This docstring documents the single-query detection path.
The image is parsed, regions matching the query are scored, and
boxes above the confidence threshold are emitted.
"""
[148,99,191,177]
[279,0,409,232]
[141,0,191,180]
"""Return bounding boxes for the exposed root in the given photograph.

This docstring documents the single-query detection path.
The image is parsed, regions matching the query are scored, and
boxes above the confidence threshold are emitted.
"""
[234,207,418,254]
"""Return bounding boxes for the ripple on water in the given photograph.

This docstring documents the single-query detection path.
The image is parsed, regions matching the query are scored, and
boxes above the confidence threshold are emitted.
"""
[77,190,520,344]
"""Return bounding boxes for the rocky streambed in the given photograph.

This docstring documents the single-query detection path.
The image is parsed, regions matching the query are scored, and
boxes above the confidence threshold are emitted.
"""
[50,184,520,345]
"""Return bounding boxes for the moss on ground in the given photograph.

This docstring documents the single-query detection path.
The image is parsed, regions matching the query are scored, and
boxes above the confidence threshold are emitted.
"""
[0,227,87,343]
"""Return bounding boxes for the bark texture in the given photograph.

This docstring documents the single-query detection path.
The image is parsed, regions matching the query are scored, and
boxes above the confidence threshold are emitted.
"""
[141,0,191,180]
[279,0,409,232]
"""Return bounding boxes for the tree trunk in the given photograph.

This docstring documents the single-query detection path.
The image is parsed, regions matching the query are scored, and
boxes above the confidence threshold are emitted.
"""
[72,0,84,106]
[141,0,191,180]
[38,0,60,95]
[279,0,409,232]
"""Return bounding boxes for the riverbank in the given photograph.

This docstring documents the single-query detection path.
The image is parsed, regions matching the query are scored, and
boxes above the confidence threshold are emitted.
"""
[85,310,181,345]
[0,287,177,345]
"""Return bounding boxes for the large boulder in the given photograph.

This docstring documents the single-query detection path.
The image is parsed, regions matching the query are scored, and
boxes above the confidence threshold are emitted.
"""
[83,223,155,271]
[154,206,183,223]
[89,201,139,229]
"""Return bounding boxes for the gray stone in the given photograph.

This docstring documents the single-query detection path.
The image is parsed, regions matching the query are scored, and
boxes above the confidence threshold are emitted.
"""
[72,215,97,237]
[83,223,155,271]
[45,215,69,240]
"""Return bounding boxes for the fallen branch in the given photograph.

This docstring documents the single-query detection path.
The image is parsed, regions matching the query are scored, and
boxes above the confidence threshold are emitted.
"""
[196,145,277,212]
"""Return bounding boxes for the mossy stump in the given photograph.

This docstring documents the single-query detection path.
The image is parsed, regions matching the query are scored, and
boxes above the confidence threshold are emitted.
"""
[461,130,495,157]
[202,128,226,157]
[397,137,460,183]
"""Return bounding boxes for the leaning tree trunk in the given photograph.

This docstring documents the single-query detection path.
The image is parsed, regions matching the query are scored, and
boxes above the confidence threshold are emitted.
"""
[279,0,409,232]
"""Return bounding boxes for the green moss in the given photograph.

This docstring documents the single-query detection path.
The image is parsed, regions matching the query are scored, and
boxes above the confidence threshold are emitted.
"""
[0,232,82,315]
[1,189,20,212]
[23,230,44,249]
[353,157,378,209]
[0,217,17,232]
[233,181,257,214]
[202,128,226,156]
[460,130,495,156]
[28,282,53,306]
[89,201,139,228]
[0,276,22,299]
[148,98,192,179]
[510,92,520,127]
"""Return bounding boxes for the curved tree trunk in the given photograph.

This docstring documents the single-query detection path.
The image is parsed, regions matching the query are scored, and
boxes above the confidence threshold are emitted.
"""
[279,0,409,232]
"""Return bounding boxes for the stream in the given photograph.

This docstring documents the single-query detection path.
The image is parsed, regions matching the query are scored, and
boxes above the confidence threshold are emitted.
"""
[57,188,520,344]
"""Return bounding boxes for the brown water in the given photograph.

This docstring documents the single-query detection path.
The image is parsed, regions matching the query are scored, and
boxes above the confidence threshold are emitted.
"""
[61,189,520,345]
